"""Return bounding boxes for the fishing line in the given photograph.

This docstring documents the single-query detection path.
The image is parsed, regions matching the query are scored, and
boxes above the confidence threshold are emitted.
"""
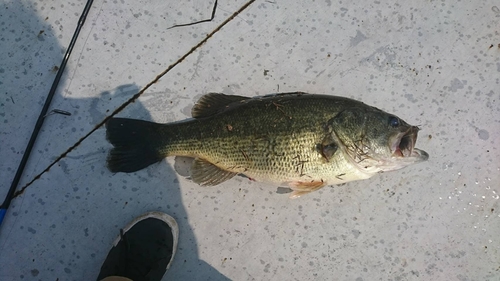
[0,0,95,229]
[11,0,256,199]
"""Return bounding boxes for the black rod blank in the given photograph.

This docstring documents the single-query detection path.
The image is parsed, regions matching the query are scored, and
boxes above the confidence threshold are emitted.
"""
[0,0,95,228]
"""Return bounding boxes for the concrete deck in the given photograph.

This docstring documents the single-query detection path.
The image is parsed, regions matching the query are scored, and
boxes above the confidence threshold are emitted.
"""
[1,0,499,280]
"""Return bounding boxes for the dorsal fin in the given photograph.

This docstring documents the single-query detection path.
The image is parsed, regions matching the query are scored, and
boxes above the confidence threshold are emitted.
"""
[191,93,251,118]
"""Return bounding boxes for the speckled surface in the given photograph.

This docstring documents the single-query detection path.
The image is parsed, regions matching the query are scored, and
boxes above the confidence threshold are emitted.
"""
[1,0,499,280]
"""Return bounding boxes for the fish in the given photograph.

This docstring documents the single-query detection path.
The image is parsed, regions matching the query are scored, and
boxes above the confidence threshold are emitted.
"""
[106,92,428,198]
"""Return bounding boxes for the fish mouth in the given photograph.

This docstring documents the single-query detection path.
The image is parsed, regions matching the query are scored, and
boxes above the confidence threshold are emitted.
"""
[391,126,428,160]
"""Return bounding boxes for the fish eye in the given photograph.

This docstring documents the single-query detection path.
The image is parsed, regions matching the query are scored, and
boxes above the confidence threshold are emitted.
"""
[389,116,400,127]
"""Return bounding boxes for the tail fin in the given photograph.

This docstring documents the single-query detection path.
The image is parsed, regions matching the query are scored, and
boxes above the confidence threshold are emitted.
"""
[106,118,168,173]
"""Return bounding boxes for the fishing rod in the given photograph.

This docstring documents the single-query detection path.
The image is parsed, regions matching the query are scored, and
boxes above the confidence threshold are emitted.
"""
[0,0,95,229]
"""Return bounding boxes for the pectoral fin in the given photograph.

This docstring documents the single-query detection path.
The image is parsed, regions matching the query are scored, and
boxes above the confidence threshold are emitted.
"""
[191,158,237,186]
[316,134,338,162]
[288,180,326,199]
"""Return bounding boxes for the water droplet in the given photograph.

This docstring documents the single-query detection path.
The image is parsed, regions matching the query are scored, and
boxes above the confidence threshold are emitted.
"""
[458,172,461,176]
[475,181,479,185]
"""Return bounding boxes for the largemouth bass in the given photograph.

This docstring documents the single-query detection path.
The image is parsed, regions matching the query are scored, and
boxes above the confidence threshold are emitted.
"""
[106,92,428,198]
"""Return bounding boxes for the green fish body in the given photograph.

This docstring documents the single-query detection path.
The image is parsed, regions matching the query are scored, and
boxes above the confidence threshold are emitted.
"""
[106,92,428,198]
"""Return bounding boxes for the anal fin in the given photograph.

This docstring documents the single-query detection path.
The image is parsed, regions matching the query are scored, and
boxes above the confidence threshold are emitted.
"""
[288,180,326,199]
[191,158,237,186]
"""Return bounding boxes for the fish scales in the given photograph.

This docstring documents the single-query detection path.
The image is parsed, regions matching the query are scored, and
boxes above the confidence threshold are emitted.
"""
[106,92,428,198]
[158,94,361,183]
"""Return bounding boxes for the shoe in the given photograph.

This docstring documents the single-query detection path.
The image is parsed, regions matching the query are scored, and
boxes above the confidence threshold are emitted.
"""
[96,212,179,281]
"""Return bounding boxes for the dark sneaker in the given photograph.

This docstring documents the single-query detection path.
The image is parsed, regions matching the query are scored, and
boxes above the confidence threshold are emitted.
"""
[97,212,179,281]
